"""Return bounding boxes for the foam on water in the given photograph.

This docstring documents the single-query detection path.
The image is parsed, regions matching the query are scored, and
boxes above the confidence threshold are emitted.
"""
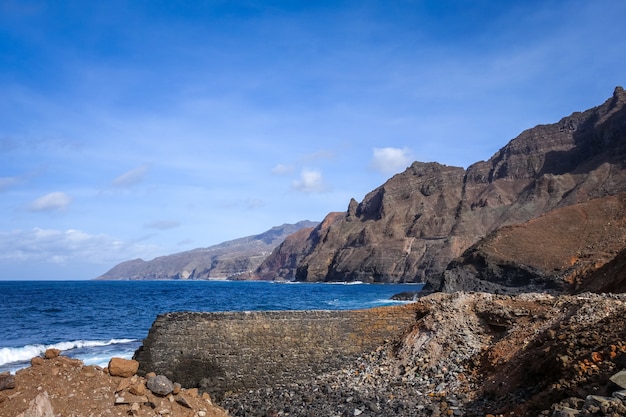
[0,339,137,365]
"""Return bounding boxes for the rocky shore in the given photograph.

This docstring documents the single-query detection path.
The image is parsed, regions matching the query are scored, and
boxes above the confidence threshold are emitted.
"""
[3,291,626,417]
[220,292,626,417]
[0,349,228,417]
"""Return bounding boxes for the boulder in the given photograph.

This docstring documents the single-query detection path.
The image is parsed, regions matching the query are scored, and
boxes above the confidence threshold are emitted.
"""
[0,372,15,391]
[108,358,139,378]
[44,349,60,359]
[146,375,175,396]
[610,370,626,389]
[16,391,54,417]
[30,357,44,366]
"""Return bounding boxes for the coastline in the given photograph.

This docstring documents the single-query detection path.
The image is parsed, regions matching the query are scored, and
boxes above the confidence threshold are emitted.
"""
[2,291,626,416]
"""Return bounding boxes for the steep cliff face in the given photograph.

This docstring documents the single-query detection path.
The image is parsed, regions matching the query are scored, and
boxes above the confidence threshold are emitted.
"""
[95,221,318,280]
[440,192,626,294]
[252,213,342,281]
[254,87,626,286]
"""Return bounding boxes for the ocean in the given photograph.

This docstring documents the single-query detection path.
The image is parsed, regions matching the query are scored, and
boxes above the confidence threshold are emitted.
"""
[0,280,422,374]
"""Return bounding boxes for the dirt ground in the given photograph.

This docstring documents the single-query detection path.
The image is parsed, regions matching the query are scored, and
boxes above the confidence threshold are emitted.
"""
[0,354,229,417]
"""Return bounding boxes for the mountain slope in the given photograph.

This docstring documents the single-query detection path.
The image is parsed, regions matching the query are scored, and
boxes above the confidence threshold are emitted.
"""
[94,221,318,280]
[251,87,626,289]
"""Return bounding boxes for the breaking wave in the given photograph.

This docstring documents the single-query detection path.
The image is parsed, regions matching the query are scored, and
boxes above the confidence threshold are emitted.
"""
[0,339,136,367]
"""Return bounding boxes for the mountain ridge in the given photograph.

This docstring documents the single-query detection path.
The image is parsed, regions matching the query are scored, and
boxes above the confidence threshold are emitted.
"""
[249,86,626,293]
[94,221,318,280]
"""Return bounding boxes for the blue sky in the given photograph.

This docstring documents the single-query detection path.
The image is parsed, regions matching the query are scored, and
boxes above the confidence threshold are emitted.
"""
[1,0,625,280]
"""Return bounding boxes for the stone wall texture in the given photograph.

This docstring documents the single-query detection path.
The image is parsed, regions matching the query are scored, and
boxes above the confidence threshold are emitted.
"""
[134,304,419,398]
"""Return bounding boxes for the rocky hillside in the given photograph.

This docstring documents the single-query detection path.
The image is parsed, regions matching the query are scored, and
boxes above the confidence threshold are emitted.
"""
[220,291,626,416]
[95,221,318,280]
[0,350,228,417]
[249,87,626,292]
[440,192,626,294]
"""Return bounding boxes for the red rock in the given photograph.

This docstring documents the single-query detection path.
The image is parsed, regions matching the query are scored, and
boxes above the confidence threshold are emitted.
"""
[108,358,139,378]
[0,372,15,391]
[44,349,61,359]
[31,357,45,366]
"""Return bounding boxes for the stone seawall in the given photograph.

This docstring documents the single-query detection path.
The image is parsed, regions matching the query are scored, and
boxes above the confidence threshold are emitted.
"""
[134,304,419,398]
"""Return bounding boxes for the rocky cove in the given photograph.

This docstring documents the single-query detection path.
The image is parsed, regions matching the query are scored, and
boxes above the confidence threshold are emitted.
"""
[127,291,626,417]
[3,291,626,416]
[3,87,626,416]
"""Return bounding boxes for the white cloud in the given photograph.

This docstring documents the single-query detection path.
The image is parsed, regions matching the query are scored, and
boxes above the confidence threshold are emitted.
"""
[28,192,71,212]
[271,164,294,175]
[112,164,149,187]
[0,227,161,265]
[145,220,180,230]
[292,169,328,193]
[370,147,414,174]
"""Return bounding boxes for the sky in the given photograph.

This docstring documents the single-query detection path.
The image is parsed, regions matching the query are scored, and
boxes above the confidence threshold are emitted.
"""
[1,0,625,280]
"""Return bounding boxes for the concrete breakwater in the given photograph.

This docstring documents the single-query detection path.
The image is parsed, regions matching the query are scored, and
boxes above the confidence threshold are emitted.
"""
[134,304,419,399]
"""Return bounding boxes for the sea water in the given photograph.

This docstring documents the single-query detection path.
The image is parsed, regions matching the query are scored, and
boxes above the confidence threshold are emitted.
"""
[0,280,422,374]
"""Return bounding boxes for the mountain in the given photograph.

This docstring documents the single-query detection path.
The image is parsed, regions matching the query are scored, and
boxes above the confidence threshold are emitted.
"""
[94,221,319,280]
[249,87,626,292]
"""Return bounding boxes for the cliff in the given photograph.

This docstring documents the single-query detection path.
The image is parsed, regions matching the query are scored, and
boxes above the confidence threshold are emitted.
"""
[440,192,626,294]
[95,221,318,280]
[251,87,626,292]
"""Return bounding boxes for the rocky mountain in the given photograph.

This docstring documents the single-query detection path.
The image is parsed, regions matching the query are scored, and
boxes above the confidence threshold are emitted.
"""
[250,87,626,292]
[94,221,318,280]
[440,192,626,294]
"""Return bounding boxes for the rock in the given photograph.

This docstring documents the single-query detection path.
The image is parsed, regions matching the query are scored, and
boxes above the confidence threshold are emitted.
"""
[114,393,148,404]
[146,375,175,396]
[364,400,379,412]
[551,407,580,417]
[610,370,626,389]
[129,381,147,396]
[30,357,44,366]
[108,358,139,378]
[116,378,132,393]
[16,391,54,417]
[390,292,420,301]
[43,349,60,359]
[0,372,16,391]
[175,393,193,409]
[613,390,626,401]
[172,382,181,395]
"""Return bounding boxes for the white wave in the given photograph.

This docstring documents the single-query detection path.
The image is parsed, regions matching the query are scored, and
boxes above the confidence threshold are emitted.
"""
[369,298,412,305]
[0,339,137,366]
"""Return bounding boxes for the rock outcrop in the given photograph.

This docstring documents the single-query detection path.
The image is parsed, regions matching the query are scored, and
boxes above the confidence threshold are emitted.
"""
[216,291,626,417]
[440,192,626,294]
[94,221,317,280]
[250,87,626,292]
